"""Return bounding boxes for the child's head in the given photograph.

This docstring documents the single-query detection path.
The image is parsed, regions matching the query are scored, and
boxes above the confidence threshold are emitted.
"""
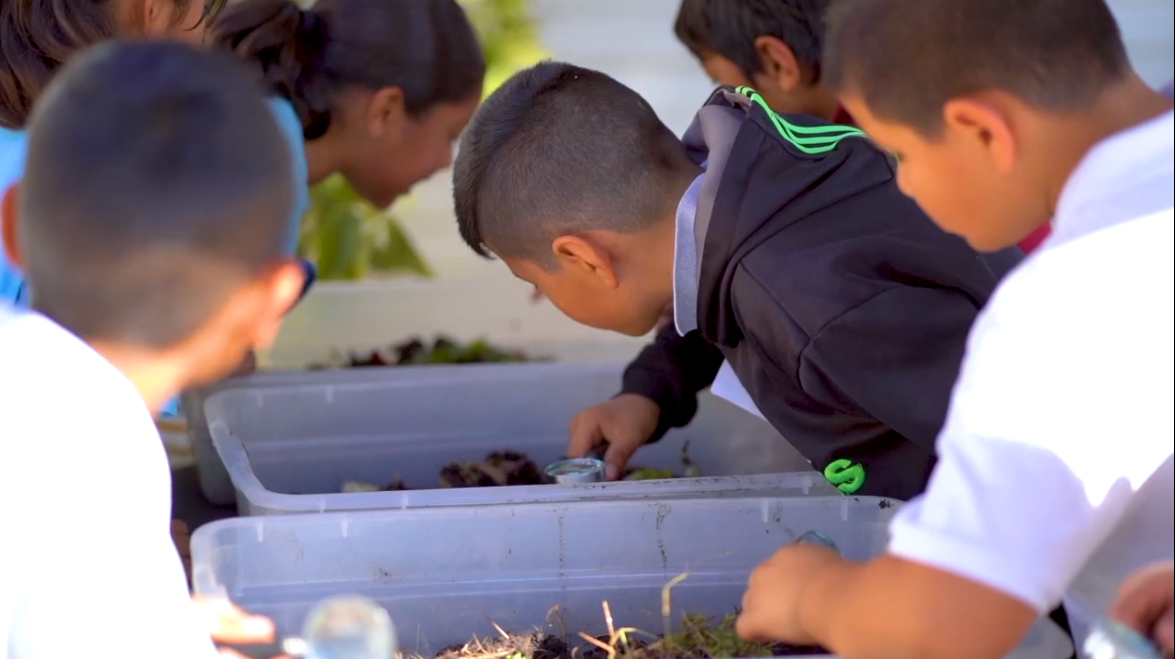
[214,0,485,208]
[674,0,838,119]
[0,42,303,388]
[824,0,1148,252]
[0,0,223,129]
[453,62,698,337]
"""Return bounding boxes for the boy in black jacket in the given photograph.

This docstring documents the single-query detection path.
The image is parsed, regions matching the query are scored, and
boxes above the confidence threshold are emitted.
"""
[452,61,1015,500]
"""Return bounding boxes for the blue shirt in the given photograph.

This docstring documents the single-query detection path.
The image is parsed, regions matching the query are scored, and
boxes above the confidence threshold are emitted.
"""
[0,99,311,417]
[268,97,311,254]
[0,128,28,305]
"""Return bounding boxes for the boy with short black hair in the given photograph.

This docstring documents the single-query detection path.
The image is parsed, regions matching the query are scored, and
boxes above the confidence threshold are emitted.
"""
[673,0,1056,255]
[454,61,1014,501]
[733,0,1173,656]
[0,42,301,657]
[674,0,847,123]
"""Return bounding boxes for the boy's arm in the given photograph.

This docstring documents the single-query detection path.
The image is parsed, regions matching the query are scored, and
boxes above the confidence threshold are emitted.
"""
[799,286,975,454]
[619,320,725,441]
[738,271,1174,658]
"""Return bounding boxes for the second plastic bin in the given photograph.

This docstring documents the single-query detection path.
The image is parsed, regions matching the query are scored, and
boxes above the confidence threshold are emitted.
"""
[205,362,830,515]
[191,496,1073,659]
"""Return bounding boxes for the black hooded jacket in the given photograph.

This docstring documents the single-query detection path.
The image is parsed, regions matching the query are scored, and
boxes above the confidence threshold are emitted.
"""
[619,87,1020,500]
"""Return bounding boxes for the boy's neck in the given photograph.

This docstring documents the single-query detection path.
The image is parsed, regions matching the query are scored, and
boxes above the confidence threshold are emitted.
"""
[305,135,345,186]
[1040,74,1173,216]
[88,340,187,416]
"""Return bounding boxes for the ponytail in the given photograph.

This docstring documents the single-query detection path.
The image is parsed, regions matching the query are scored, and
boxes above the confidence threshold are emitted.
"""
[213,0,485,141]
[211,0,333,139]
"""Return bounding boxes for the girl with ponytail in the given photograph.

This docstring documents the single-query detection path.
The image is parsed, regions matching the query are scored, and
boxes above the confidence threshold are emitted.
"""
[213,0,485,212]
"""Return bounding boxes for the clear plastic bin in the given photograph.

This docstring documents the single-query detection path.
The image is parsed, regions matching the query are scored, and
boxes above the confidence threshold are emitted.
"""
[203,362,829,515]
[191,496,1072,659]
[184,367,519,506]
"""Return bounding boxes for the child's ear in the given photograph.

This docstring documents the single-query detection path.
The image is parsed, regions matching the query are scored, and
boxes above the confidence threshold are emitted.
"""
[139,0,170,36]
[366,87,408,140]
[551,235,619,288]
[249,261,307,351]
[1,184,23,269]
[753,36,802,93]
[942,96,1017,174]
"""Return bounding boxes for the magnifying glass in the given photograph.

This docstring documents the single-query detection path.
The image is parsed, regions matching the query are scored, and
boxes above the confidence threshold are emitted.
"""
[217,595,396,659]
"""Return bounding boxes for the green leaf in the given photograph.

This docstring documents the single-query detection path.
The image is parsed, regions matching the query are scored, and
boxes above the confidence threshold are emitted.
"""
[369,217,434,277]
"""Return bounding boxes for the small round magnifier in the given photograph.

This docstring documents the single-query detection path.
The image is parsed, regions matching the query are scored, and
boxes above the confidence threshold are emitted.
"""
[545,458,606,484]
[216,594,396,659]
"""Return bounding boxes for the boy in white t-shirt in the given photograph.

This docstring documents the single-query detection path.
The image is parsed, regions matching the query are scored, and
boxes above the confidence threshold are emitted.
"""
[0,42,303,659]
[733,0,1174,657]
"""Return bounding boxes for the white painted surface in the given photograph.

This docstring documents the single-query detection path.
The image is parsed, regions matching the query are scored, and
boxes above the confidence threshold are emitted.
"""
[1107,0,1175,88]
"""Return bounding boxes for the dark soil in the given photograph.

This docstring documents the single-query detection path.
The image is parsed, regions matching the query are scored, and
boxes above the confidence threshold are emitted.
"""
[309,335,537,370]
[440,451,546,488]
[342,444,700,493]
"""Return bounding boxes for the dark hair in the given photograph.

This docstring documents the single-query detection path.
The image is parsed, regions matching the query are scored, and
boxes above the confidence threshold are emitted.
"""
[674,0,831,83]
[823,0,1131,135]
[212,0,485,141]
[0,0,226,129]
[453,61,695,266]
[20,41,293,348]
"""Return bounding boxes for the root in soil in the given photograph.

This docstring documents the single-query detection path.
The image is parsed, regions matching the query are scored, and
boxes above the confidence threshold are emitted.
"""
[414,609,825,659]
[409,575,827,659]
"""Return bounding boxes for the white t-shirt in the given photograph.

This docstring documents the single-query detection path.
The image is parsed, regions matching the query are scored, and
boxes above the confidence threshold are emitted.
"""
[888,111,1175,645]
[0,306,217,659]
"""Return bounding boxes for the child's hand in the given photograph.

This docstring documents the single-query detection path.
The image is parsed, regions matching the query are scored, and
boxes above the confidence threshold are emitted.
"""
[1111,561,1175,652]
[567,394,660,480]
[191,596,288,659]
[228,351,258,378]
[735,543,842,645]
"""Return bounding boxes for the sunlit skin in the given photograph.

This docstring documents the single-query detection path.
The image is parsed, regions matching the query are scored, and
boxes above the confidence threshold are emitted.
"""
[839,73,1173,252]
[307,89,482,208]
[494,214,682,339]
[1,185,304,413]
[698,38,840,121]
[732,75,1175,659]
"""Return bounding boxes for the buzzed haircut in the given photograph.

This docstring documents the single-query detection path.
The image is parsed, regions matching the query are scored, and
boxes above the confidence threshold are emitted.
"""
[675,0,832,83]
[20,41,294,348]
[823,0,1131,135]
[453,61,696,266]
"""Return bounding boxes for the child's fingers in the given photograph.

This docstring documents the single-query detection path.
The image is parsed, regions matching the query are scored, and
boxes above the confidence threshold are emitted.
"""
[1111,562,1175,638]
[192,596,276,644]
[567,416,604,459]
[734,597,773,644]
[1156,608,1174,652]
[602,439,637,482]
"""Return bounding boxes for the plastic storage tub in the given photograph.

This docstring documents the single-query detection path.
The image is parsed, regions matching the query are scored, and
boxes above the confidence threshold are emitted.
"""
[184,367,529,506]
[191,496,1073,659]
[203,362,827,515]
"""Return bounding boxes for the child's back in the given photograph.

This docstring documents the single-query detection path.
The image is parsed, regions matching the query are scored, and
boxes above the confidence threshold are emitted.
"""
[0,41,298,659]
[452,64,1013,500]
